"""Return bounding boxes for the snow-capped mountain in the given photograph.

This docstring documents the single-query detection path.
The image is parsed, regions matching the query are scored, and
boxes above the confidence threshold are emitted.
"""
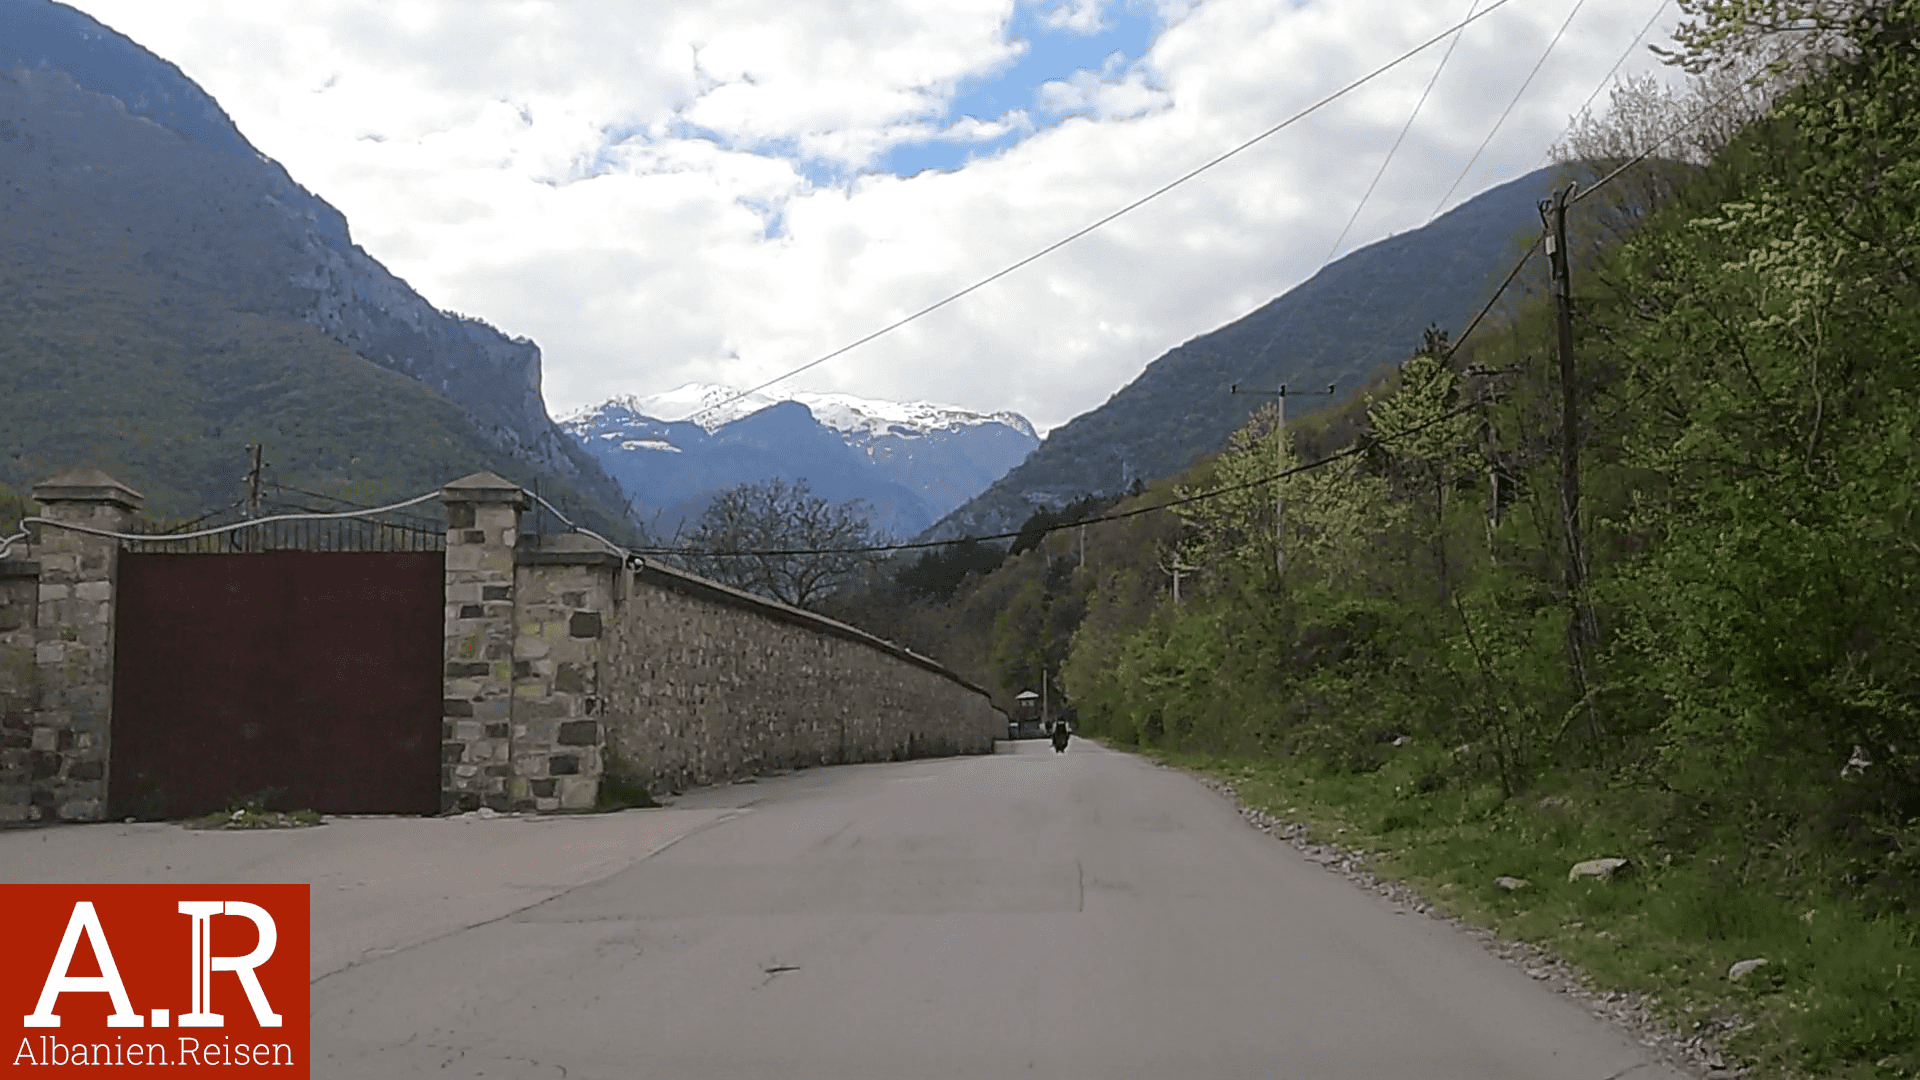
[562,385,1039,539]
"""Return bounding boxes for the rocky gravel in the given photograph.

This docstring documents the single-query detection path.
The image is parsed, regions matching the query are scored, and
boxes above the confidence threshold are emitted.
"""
[1194,774,1749,1080]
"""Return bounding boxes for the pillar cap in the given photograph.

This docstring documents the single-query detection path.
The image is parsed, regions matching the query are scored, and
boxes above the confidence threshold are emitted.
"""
[442,472,532,509]
[32,468,144,512]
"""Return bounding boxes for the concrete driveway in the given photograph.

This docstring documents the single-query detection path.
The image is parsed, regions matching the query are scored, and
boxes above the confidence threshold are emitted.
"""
[0,804,734,981]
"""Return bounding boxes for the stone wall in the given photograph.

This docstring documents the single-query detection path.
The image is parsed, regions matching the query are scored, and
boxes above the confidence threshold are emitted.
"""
[0,469,141,823]
[1,467,1001,822]
[597,561,1002,796]
[439,473,1002,812]
[0,559,40,822]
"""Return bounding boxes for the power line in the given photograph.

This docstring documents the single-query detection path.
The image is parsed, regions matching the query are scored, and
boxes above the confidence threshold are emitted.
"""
[637,388,1505,560]
[1430,0,1588,222]
[689,0,1527,426]
[1325,0,1482,265]
[1538,0,1673,168]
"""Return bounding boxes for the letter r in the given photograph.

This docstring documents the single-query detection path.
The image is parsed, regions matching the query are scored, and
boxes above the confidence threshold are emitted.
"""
[178,902,282,1029]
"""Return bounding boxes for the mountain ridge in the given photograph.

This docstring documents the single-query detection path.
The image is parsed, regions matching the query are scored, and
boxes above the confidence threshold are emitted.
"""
[924,164,1568,541]
[0,0,633,532]
[563,387,1038,539]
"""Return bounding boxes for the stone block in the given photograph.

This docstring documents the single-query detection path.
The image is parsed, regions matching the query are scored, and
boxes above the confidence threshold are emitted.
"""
[550,754,579,775]
[535,796,560,812]
[443,699,475,717]
[74,581,110,602]
[517,638,549,660]
[513,754,546,778]
[446,582,480,604]
[447,503,476,529]
[28,750,59,779]
[459,604,483,619]
[442,743,465,764]
[484,722,508,739]
[68,759,103,781]
[558,776,596,810]
[36,643,64,665]
[445,678,482,699]
[483,584,510,601]
[30,727,55,752]
[474,698,511,722]
[554,664,586,694]
[558,720,598,746]
[445,661,489,678]
[57,798,102,822]
[524,698,576,720]
[569,612,602,638]
[37,583,70,603]
[444,545,483,572]
[453,720,483,742]
[454,764,480,779]
[462,530,486,545]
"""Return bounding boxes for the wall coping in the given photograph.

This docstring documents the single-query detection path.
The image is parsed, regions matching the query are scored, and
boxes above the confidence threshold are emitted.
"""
[32,468,143,512]
[627,557,1000,708]
[442,471,532,508]
[515,534,622,569]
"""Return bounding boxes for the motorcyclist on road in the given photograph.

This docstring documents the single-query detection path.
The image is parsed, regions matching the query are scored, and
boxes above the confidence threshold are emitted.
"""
[1050,720,1071,753]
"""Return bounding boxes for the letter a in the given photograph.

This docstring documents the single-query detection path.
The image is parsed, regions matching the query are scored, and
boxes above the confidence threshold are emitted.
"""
[23,902,145,1028]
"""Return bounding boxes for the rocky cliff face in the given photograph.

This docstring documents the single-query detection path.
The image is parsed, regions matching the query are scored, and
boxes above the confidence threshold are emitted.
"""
[1,0,628,516]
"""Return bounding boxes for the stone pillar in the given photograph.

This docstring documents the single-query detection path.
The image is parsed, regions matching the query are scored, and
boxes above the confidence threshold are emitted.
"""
[441,472,528,813]
[511,535,617,812]
[29,468,142,822]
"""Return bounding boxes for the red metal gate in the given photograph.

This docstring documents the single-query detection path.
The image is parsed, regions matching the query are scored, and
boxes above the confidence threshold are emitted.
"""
[109,550,444,818]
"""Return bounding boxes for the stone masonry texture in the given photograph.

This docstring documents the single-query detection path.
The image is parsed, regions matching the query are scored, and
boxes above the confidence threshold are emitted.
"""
[440,473,529,814]
[0,560,40,823]
[598,562,1002,797]
[19,469,141,822]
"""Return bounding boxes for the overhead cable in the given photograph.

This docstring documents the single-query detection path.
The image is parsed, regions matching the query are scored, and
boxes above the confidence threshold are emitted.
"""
[1429,0,1588,222]
[1325,0,1482,265]
[689,0,1526,426]
[1538,0,1673,168]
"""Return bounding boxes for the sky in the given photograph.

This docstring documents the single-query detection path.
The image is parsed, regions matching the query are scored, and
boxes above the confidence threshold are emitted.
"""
[66,0,1684,435]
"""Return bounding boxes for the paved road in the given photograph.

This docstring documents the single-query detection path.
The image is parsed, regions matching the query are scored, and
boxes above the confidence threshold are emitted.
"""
[300,740,1687,1079]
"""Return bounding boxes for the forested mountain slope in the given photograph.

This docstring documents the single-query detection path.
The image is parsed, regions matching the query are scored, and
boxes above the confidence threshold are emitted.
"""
[0,0,632,529]
[925,165,1566,540]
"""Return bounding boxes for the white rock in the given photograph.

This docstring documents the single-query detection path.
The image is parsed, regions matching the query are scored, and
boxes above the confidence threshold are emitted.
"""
[1495,876,1531,891]
[1568,857,1631,882]
[1728,958,1768,982]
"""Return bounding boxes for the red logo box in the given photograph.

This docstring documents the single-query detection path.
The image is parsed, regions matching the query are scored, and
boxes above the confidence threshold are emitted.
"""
[2,885,309,1076]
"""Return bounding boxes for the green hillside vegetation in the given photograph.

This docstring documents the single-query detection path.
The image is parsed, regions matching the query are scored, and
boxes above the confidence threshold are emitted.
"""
[850,5,1920,1075]
[0,232,622,531]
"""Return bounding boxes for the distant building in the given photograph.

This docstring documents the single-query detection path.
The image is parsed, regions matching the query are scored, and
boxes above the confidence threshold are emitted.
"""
[1011,690,1045,740]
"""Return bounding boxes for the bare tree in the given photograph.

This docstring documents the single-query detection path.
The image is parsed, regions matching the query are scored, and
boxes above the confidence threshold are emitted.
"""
[677,478,884,608]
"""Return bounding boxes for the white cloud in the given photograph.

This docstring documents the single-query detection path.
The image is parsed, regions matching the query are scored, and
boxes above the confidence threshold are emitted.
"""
[67,0,1683,434]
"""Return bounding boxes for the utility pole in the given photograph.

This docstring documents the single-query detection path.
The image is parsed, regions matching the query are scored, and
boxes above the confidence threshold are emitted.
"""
[1230,381,1334,575]
[1541,182,1602,744]
[243,443,264,518]
[242,443,265,552]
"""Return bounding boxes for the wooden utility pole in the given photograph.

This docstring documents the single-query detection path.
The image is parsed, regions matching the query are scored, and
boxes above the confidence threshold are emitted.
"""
[1541,182,1602,743]
[242,443,266,552]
